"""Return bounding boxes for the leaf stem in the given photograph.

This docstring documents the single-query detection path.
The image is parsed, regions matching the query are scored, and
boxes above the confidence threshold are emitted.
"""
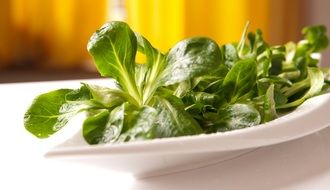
[237,21,250,57]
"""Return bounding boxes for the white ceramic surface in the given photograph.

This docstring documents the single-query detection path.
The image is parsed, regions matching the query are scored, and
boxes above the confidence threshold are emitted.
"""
[42,80,330,177]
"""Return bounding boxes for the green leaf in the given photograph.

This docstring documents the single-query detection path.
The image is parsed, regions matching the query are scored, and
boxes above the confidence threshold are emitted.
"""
[192,64,228,92]
[237,21,250,57]
[222,58,257,103]
[280,77,310,97]
[84,104,128,144]
[161,37,222,86]
[87,21,141,105]
[277,67,324,108]
[257,75,292,97]
[221,104,261,130]
[194,92,221,106]
[247,29,268,56]
[65,84,92,101]
[83,83,137,108]
[222,44,239,68]
[204,103,261,132]
[263,84,277,122]
[193,76,222,92]
[257,48,272,77]
[274,90,288,106]
[135,32,164,69]
[83,104,158,144]
[152,94,203,137]
[269,45,286,75]
[119,105,158,142]
[258,76,292,87]
[83,109,111,144]
[24,89,76,138]
[134,63,148,95]
[135,33,166,104]
[173,80,192,98]
[302,25,329,52]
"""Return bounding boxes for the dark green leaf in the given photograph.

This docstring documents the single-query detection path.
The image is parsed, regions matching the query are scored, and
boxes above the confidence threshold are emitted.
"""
[204,103,261,132]
[274,90,288,106]
[83,109,111,144]
[247,29,268,56]
[192,64,228,92]
[161,37,222,86]
[194,92,220,106]
[83,104,126,144]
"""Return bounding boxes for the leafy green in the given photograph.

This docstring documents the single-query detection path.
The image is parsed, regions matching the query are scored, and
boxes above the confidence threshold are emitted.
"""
[160,37,222,86]
[262,84,277,122]
[302,25,329,52]
[277,67,324,108]
[119,105,157,141]
[24,21,330,145]
[222,58,257,103]
[152,94,203,137]
[84,83,133,108]
[24,89,88,138]
[87,21,141,105]
[204,104,261,132]
[222,44,239,68]
[83,109,111,144]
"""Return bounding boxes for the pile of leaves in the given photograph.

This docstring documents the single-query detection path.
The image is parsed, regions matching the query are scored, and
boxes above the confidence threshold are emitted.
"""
[24,21,330,144]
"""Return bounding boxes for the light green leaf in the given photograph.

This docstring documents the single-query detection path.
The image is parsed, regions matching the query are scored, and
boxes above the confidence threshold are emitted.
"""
[277,67,324,108]
[87,21,141,104]
[24,89,76,138]
[153,95,203,137]
[119,105,158,142]
[83,83,137,107]
[263,84,277,122]
[222,58,257,103]
[135,32,166,104]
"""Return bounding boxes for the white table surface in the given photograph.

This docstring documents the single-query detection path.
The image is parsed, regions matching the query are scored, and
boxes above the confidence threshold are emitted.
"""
[1,80,330,190]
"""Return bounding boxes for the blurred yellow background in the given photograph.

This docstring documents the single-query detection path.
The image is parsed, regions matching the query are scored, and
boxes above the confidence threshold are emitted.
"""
[0,0,108,70]
[0,0,329,82]
[125,0,302,53]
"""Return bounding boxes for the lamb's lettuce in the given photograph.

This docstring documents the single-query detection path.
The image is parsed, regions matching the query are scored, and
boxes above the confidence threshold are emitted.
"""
[24,21,330,145]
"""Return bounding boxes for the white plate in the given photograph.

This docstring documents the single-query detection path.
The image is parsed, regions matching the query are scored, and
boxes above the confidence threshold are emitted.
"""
[45,93,330,178]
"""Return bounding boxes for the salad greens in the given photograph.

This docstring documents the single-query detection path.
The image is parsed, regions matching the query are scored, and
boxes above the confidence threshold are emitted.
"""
[24,21,330,144]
